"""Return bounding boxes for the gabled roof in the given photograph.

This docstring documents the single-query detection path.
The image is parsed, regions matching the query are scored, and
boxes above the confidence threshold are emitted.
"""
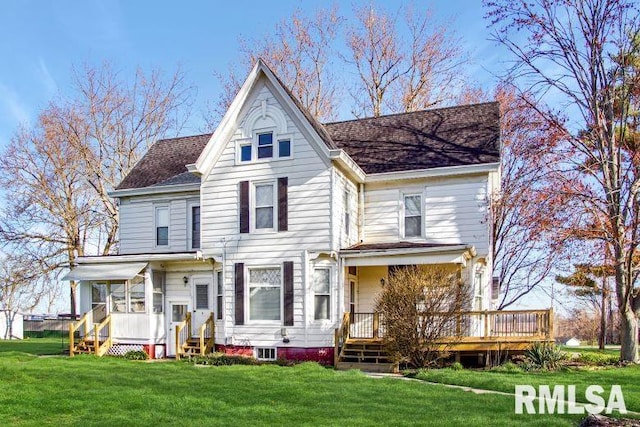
[325,102,500,174]
[116,134,210,190]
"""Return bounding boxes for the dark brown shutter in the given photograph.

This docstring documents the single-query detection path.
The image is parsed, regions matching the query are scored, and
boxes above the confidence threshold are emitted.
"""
[278,177,288,231]
[239,181,249,233]
[283,261,294,326]
[234,263,244,325]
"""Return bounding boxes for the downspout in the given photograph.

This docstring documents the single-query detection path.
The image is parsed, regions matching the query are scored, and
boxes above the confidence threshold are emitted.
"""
[358,183,365,243]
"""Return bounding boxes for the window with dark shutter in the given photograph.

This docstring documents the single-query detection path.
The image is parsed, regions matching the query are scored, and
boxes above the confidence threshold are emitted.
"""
[239,181,249,233]
[283,261,294,326]
[278,177,288,232]
[234,263,245,325]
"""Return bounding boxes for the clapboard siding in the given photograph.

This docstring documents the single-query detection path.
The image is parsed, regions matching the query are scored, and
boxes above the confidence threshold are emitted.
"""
[198,79,338,348]
[118,192,199,254]
[363,175,491,256]
[333,169,359,250]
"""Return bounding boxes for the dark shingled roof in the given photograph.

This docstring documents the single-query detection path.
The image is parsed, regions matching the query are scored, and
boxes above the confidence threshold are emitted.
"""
[116,134,211,190]
[116,101,500,190]
[324,102,500,174]
[341,242,464,252]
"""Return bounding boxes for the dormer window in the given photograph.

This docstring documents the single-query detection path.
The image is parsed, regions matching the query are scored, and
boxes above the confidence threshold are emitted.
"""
[258,132,273,159]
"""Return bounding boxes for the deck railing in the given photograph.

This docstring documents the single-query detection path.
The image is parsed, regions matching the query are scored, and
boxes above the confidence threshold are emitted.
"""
[69,312,90,357]
[175,312,192,360]
[338,309,553,342]
[198,312,215,356]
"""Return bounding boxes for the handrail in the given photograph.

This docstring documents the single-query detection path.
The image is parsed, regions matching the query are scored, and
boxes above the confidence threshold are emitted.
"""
[94,315,113,356]
[69,313,90,357]
[198,312,215,356]
[334,312,351,366]
[175,312,192,360]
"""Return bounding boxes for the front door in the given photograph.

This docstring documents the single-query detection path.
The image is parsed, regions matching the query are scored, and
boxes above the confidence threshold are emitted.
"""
[166,300,190,357]
[191,275,213,335]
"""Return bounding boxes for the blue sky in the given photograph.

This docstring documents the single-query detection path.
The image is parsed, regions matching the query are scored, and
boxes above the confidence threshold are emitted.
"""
[0,0,504,149]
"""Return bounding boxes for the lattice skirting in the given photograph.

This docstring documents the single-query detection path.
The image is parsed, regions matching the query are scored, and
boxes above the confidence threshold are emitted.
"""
[107,344,145,357]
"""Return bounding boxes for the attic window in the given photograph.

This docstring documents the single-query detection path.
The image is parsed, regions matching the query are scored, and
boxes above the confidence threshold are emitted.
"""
[258,133,273,159]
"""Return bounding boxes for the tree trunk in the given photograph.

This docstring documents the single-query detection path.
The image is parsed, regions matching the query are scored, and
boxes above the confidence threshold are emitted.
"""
[70,281,77,317]
[619,309,639,362]
[599,285,607,350]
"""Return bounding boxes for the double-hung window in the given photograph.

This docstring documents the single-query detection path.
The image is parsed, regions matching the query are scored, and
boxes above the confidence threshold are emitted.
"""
[257,132,273,159]
[155,206,169,246]
[248,267,281,322]
[313,268,331,320]
[255,183,275,230]
[216,270,223,320]
[344,190,351,236]
[403,194,422,238]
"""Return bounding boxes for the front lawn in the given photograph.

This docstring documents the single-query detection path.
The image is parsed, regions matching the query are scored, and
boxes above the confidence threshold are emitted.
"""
[416,365,640,414]
[0,338,67,355]
[0,344,583,426]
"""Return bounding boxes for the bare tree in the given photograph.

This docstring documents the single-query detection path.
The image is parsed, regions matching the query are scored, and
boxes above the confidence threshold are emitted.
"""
[209,7,342,127]
[346,3,469,117]
[485,0,640,361]
[375,265,471,368]
[0,254,60,339]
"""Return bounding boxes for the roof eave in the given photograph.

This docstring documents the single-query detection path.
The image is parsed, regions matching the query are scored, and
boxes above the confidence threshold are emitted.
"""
[365,162,500,183]
[329,149,366,183]
[109,182,201,198]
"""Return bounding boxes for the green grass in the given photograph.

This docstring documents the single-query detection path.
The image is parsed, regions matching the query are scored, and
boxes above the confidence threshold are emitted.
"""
[416,365,640,414]
[0,338,67,355]
[561,345,620,356]
[0,344,583,426]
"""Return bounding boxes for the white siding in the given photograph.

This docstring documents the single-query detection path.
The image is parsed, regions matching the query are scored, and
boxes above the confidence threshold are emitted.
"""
[118,191,199,254]
[333,169,359,250]
[363,174,491,256]
[199,79,337,348]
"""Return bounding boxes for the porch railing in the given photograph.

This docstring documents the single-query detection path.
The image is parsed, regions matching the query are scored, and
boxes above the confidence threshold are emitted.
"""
[198,312,215,356]
[334,312,351,366]
[94,315,112,356]
[337,309,553,342]
[69,312,90,357]
[175,312,192,360]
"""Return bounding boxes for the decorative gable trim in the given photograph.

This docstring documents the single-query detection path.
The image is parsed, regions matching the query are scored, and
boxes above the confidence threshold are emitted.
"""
[194,60,333,181]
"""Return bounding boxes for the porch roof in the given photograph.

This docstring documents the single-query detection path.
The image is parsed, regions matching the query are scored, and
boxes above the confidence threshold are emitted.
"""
[339,242,475,267]
[61,262,147,282]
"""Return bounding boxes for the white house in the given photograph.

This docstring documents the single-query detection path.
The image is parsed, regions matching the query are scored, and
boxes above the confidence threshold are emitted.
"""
[64,60,550,365]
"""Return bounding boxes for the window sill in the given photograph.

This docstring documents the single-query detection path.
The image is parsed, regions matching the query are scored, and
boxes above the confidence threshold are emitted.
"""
[237,156,294,166]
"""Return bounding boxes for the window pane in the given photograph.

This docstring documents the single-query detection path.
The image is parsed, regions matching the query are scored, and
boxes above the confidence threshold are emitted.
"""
[258,146,273,159]
[195,284,209,309]
[129,279,145,313]
[217,296,223,320]
[153,293,163,313]
[249,268,281,286]
[249,287,281,320]
[279,140,291,157]
[92,283,107,304]
[156,208,169,226]
[240,144,252,161]
[312,269,330,293]
[314,295,330,320]
[111,283,126,312]
[404,196,421,216]
[172,304,187,322]
[255,185,273,206]
[405,216,421,237]
[191,206,200,249]
[216,271,223,294]
[157,226,168,246]
[258,133,273,146]
[256,207,273,229]
[258,133,273,159]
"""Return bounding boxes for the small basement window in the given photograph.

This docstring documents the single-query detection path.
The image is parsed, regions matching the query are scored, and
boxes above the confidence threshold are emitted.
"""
[255,347,277,361]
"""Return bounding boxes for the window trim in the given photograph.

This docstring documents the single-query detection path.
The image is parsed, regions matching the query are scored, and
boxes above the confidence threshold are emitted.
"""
[235,129,294,165]
[252,181,277,233]
[401,193,424,239]
[187,201,201,250]
[255,347,277,361]
[245,265,283,325]
[154,205,170,247]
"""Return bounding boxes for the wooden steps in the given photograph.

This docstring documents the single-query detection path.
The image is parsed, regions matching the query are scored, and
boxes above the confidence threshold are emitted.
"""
[336,340,397,373]
[179,337,210,358]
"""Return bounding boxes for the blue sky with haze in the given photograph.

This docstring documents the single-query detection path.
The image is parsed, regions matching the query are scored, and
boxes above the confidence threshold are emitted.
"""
[0,0,505,148]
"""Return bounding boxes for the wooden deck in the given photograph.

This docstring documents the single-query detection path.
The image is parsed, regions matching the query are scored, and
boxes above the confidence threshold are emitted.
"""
[334,309,554,367]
